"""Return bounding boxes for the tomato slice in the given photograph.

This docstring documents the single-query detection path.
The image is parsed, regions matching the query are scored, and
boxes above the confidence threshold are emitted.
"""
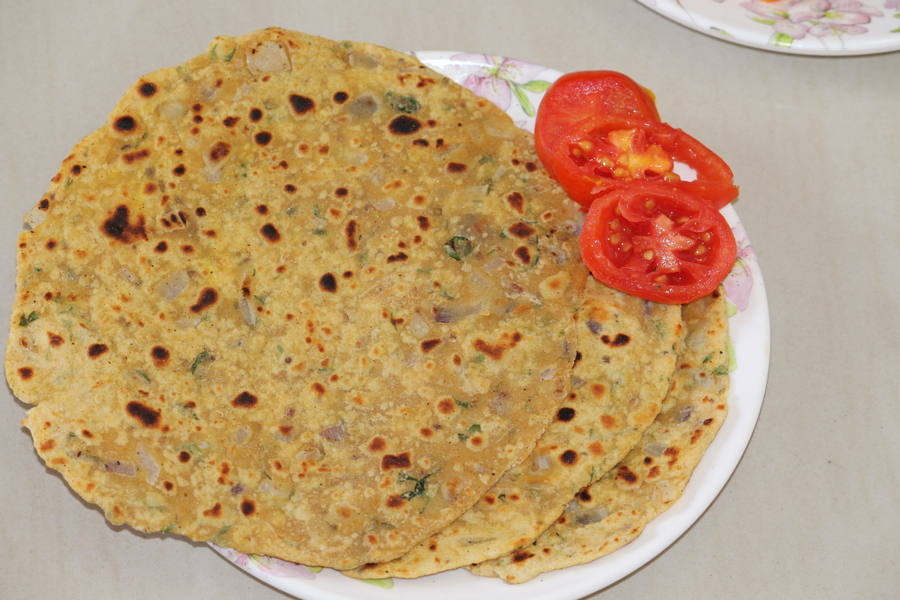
[580,182,737,304]
[546,115,739,209]
[535,71,660,178]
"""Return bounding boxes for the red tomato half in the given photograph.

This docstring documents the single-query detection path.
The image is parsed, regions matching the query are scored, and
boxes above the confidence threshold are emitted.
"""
[580,182,737,304]
[535,71,660,178]
[547,115,739,209]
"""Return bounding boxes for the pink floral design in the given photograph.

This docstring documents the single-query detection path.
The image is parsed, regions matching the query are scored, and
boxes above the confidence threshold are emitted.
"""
[219,547,317,580]
[739,0,884,39]
[451,53,550,116]
[254,555,318,579]
[723,224,754,312]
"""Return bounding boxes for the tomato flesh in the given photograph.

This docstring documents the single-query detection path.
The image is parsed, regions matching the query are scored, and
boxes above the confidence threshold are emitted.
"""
[535,71,660,178]
[548,116,739,209]
[580,182,737,304]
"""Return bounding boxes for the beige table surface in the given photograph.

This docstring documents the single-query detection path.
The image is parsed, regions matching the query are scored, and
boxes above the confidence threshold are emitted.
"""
[2,1,898,599]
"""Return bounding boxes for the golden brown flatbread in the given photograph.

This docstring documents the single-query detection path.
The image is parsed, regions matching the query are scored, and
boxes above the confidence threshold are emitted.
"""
[5,28,588,570]
[346,277,681,579]
[467,288,729,583]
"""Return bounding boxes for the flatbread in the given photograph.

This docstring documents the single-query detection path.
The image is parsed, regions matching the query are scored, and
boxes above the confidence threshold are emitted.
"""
[346,277,681,579]
[5,28,588,569]
[468,287,729,583]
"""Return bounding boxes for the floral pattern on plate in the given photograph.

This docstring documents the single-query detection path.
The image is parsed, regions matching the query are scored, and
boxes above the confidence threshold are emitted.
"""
[410,52,557,132]
[636,0,900,54]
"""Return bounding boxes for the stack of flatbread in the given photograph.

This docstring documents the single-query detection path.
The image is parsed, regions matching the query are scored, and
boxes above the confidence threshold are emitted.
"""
[5,28,729,583]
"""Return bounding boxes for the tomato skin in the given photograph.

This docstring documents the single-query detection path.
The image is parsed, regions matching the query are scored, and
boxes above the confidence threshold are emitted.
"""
[535,71,660,178]
[580,182,737,304]
[546,115,739,210]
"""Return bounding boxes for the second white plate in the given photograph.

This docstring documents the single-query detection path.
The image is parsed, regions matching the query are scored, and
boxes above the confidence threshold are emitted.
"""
[635,0,900,56]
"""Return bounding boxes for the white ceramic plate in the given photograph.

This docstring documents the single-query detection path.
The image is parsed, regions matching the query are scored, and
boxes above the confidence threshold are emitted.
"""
[636,0,900,55]
[212,52,771,600]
